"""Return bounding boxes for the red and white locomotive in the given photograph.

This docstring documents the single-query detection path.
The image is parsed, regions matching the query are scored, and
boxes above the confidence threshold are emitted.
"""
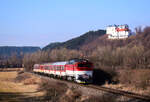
[33,59,93,83]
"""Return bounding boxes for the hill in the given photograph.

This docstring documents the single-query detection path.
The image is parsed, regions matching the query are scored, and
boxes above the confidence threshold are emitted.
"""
[81,27,150,51]
[0,46,41,57]
[42,30,106,50]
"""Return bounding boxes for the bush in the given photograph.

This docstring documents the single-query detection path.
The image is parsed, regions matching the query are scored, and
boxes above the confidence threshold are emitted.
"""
[38,80,68,102]
[60,88,82,102]
[15,73,32,82]
[118,69,150,89]
[83,93,117,102]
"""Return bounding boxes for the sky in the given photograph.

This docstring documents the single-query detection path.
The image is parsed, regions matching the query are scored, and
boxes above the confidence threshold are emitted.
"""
[0,0,150,47]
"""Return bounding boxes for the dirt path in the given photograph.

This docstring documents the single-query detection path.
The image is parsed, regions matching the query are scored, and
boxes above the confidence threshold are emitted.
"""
[0,71,44,102]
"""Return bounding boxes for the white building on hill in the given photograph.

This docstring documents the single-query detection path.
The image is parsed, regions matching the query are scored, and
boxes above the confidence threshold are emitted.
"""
[106,24,131,39]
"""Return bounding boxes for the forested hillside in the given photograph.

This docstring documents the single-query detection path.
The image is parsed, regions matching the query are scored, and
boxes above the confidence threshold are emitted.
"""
[0,46,40,68]
[24,27,150,69]
[43,30,106,50]
[0,46,41,57]
[82,27,150,51]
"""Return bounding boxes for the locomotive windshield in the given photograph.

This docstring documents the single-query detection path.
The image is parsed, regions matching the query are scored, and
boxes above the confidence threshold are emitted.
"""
[68,58,89,64]
[78,63,92,67]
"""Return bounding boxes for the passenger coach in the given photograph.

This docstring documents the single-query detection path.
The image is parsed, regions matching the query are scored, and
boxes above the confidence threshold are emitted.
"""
[33,59,93,83]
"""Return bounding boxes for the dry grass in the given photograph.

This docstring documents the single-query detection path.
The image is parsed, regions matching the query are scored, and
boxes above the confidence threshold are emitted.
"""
[103,82,150,96]
[60,88,82,102]
[102,69,150,96]
[0,71,18,92]
[0,71,44,102]
[0,68,23,71]
[15,72,41,85]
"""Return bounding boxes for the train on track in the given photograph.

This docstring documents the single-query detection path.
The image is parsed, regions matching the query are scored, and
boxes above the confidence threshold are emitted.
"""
[33,59,93,83]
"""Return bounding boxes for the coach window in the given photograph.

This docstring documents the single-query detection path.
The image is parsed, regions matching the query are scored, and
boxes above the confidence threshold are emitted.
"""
[62,66,64,70]
[59,66,60,70]
[55,66,56,70]
[56,66,58,71]
[50,66,52,70]
[52,66,54,70]
[56,66,57,70]
[55,66,57,70]
[58,66,60,70]
[57,66,59,71]
[58,66,59,70]
[59,66,61,70]
[54,66,56,70]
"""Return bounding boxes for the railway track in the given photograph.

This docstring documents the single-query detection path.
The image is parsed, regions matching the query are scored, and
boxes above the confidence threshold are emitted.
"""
[86,85,150,101]
[30,72,150,101]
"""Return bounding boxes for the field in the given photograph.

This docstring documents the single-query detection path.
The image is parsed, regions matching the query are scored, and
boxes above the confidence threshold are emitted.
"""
[0,69,44,102]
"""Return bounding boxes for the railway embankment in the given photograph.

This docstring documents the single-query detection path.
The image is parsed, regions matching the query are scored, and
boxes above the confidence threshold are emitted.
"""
[0,68,149,102]
[29,71,150,102]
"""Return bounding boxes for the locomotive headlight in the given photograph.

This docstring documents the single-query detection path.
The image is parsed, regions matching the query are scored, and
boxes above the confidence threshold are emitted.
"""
[82,74,89,79]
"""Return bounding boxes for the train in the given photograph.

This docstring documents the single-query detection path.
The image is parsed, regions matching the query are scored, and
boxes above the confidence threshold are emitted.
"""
[33,59,93,83]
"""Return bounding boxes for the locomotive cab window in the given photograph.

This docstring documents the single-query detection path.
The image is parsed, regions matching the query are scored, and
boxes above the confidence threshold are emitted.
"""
[78,63,91,67]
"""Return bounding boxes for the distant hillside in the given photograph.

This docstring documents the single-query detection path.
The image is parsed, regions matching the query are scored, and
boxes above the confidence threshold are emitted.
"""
[81,27,150,51]
[0,46,41,57]
[43,30,106,50]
